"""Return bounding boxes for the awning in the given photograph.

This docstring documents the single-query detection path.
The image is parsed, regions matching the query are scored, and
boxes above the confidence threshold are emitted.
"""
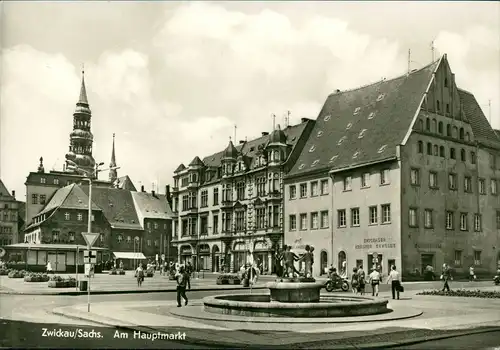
[113,252,146,260]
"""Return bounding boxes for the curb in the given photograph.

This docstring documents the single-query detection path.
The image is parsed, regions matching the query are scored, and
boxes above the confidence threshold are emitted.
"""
[0,286,267,296]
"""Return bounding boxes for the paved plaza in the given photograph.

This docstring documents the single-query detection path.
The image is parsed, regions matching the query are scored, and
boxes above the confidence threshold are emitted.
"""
[50,284,500,348]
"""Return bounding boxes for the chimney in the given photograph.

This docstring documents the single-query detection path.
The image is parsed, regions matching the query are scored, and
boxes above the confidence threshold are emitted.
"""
[152,190,156,197]
[262,132,269,136]
[165,185,172,205]
[239,140,245,144]
[301,117,309,123]
[335,89,341,93]
[141,185,145,192]
[11,190,15,199]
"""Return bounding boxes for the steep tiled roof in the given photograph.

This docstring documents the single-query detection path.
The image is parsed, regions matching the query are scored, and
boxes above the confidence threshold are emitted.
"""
[222,140,239,159]
[81,186,142,230]
[174,164,186,173]
[188,156,204,167]
[115,175,137,191]
[36,184,101,219]
[0,179,13,199]
[37,184,75,216]
[131,192,173,229]
[458,89,500,149]
[287,60,440,178]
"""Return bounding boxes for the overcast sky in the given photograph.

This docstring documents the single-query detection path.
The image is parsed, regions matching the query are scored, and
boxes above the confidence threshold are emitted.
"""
[1,1,499,200]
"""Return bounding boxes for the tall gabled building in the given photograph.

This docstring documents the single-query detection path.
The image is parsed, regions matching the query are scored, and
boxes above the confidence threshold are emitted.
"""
[171,119,315,273]
[0,180,21,245]
[284,54,500,279]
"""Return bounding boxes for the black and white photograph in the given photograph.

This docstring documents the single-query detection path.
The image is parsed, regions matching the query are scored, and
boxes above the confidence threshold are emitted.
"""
[0,1,499,349]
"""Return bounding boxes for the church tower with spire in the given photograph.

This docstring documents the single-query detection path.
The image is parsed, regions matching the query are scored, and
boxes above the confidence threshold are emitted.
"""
[65,69,96,177]
[109,133,118,183]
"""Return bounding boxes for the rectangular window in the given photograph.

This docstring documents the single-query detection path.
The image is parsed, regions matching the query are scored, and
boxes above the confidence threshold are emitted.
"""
[381,204,391,224]
[40,177,46,184]
[300,183,307,198]
[289,215,297,231]
[369,206,378,225]
[54,178,59,185]
[77,213,83,221]
[429,172,438,188]
[351,208,360,226]
[446,211,454,230]
[454,250,462,266]
[448,173,457,190]
[310,181,319,196]
[320,211,329,228]
[64,212,70,221]
[213,214,219,233]
[201,216,208,234]
[424,209,433,228]
[343,177,352,191]
[182,195,189,211]
[236,182,245,200]
[410,168,420,185]
[289,185,297,200]
[32,194,38,205]
[479,179,486,194]
[491,179,498,195]
[473,250,481,266]
[320,179,329,195]
[213,188,219,206]
[257,177,266,197]
[256,208,266,229]
[380,169,390,185]
[361,172,370,188]
[337,209,347,227]
[409,208,418,227]
[299,214,307,230]
[40,195,46,205]
[272,205,279,227]
[310,212,319,229]
[201,190,208,207]
[474,214,481,232]
[460,213,468,231]
[464,176,472,193]
[235,211,245,231]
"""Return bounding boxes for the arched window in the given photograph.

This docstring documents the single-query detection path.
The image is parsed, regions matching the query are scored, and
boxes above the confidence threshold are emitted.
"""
[426,118,430,131]
[418,119,424,130]
[453,126,458,138]
[465,132,470,142]
[471,151,476,164]
[432,119,437,132]
[450,148,456,159]
[434,145,438,156]
[447,124,451,137]
[460,149,466,161]
[417,141,423,153]
[440,146,445,158]
[427,143,432,155]
[444,78,448,87]
[438,121,443,134]
[459,128,465,140]
[320,250,328,275]
[338,251,347,274]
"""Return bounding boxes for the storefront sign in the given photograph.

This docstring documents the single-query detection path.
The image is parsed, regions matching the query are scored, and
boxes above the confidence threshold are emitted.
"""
[199,245,210,253]
[255,242,268,251]
[181,246,192,254]
[355,237,396,250]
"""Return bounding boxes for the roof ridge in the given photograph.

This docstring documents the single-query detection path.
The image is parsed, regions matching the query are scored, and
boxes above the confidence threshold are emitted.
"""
[328,59,439,97]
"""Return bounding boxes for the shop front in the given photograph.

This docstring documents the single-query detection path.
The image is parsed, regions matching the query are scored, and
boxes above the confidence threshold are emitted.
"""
[211,245,220,272]
[180,244,193,265]
[253,240,272,274]
[197,244,211,271]
[233,241,246,272]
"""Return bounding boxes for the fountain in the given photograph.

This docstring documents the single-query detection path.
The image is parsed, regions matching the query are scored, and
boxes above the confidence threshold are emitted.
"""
[203,245,389,318]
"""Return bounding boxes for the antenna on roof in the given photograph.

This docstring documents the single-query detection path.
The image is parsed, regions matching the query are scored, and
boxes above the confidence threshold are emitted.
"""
[287,110,291,127]
[272,114,276,130]
[407,49,411,76]
[431,40,435,62]
[234,125,237,142]
[488,99,492,125]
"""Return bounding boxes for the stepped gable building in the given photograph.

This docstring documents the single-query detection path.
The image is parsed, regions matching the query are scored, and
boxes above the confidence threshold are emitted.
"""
[0,180,21,245]
[171,119,315,273]
[284,54,500,279]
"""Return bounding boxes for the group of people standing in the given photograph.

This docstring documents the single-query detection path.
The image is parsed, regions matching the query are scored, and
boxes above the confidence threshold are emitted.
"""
[349,265,403,300]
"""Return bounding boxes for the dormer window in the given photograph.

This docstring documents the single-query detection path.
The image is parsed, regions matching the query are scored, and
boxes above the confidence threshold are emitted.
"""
[353,151,359,159]
[377,93,385,101]
[309,145,316,153]
[329,155,338,163]
[40,178,46,184]
[317,131,323,137]
[298,164,305,170]
[311,160,319,167]
[64,212,70,220]
[338,136,347,145]
[358,129,367,138]
[54,179,59,185]
[368,111,376,119]
[353,107,361,115]
[378,145,387,153]
[346,123,352,130]
[324,115,331,121]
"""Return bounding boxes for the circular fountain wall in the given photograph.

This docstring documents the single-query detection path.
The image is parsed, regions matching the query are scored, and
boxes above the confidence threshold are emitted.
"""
[203,281,389,318]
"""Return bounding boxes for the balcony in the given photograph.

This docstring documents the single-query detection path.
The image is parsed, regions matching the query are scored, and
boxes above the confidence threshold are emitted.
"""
[172,187,179,194]
[187,182,199,189]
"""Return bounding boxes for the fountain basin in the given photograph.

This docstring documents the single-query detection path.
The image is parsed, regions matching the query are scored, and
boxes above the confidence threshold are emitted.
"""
[203,294,389,317]
[267,281,323,303]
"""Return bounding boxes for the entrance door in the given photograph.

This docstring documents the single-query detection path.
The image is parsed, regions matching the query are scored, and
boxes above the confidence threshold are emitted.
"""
[320,251,328,275]
[421,254,434,274]
[56,253,66,272]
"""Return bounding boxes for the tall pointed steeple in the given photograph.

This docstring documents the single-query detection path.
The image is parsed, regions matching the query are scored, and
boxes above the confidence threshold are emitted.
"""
[64,68,96,177]
[109,133,118,183]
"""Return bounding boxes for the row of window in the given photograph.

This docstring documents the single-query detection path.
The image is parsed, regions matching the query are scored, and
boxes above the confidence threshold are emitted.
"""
[410,168,498,195]
[289,211,329,230]
[417,141,477,163]
[289,179,329,199]
[145,222,168,230]
[116,234,157,246]
[0,226,13,233]
[0,212,17,222]
[31,194,47,205]
[454,250,483,266]
[0,239,12,246]
[418,117,470,141]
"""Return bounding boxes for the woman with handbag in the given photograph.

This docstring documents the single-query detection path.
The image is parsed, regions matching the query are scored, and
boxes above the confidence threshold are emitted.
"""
[386,265,401,300]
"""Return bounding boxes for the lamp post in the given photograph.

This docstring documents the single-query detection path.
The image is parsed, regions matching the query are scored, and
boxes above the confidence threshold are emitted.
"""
[66,160,119,311]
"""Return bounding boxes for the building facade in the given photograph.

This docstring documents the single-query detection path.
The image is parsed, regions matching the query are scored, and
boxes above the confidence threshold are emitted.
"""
[0,180,21,245]
[285,54,500,279]
[172,120,315,273]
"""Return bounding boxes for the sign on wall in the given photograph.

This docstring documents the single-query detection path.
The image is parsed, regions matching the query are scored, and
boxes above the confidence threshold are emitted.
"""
[355,237,396,250]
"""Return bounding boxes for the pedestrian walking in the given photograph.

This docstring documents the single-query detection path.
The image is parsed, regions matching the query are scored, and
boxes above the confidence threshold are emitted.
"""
[386,265,401,300]
[441,263,452,292]
[175,266,189,307]
[357,265,366,295]
[186,262,192,290]
[469,265,476,282]
[351,267,359,294]
[46,261,53,274]
[136,264,144,287]
[369,267,381,297]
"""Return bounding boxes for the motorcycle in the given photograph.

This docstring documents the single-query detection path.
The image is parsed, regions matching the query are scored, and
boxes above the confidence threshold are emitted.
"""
[494,275,500,285]
[325,276,349,292]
